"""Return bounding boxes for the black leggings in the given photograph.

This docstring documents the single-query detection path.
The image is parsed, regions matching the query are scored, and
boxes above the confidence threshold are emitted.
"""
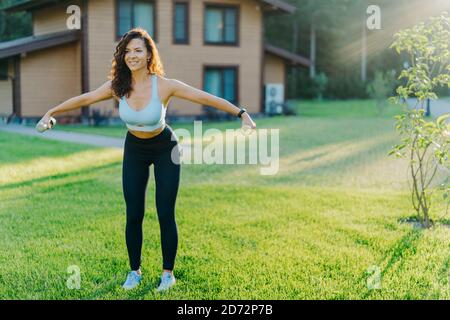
[122,124,181,271]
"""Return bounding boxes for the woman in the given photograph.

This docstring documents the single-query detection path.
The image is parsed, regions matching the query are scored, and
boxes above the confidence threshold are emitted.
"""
[38,28,256,292]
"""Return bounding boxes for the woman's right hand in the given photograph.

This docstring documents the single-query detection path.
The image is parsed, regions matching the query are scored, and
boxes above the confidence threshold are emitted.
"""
[36,113,55,132]
[42,113,55,127]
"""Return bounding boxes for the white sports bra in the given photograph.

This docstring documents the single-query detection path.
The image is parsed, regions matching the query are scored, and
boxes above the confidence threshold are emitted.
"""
[118,74,166,132]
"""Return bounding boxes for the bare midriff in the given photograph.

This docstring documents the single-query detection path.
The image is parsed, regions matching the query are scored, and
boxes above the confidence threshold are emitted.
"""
[128,125,165,139]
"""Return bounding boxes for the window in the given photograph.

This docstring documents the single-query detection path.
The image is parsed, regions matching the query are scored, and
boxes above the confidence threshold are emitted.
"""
[173,2,189,44]
[204,5,238,45]
[203,67,238,104]
[117,0,156,40]
[0,60,8,80]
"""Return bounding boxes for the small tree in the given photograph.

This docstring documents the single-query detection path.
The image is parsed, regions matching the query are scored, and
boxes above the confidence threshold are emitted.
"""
[366,70,394,115]
[389,12,450,228]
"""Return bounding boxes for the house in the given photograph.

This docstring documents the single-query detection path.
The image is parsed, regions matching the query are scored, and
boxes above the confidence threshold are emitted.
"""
[0,0,310,124]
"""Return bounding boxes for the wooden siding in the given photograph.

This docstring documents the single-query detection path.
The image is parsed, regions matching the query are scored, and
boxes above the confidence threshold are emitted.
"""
[33,1,82,36]
[20,41,81,117]
[87,0,118,116]
[264,53,285,84]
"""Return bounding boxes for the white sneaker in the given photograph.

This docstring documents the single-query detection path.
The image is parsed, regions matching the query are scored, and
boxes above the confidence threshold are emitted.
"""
[122,271,142,290]
[156,271,176,292]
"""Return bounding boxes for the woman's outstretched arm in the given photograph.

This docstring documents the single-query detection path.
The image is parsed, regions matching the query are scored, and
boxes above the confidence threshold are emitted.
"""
[37,80,114,129]
[46,80,114,117]
[168,78,256,129]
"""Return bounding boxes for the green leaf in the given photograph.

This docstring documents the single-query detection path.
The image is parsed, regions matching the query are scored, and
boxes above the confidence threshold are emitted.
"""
[436,114,450,126]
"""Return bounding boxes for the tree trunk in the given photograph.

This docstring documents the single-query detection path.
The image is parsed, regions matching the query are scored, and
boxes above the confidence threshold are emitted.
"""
[309,22,316,79]
[292,20,298,97]
[361,16,367,82]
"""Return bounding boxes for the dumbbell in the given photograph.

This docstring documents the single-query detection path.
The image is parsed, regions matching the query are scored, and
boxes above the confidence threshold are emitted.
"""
[36,117,56,133]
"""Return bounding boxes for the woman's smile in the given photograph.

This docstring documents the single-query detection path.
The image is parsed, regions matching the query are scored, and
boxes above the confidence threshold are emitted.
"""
[127,60,142,68]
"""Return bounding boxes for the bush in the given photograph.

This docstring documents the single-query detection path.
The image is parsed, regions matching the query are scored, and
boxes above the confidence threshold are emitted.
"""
[326,71,369,99]
[313,72,328,100]
[90,108,112,126]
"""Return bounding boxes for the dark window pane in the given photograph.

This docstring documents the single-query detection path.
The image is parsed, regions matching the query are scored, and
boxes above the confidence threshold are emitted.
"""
[204,68,236,103]
[134,1,154,37]
[223,69,236,102]
[175,3,187,41]
[118,0,132,37]
[0,60,8,80]
[224,8,236,43]
[204,70,222,97]
[205,8,223,42]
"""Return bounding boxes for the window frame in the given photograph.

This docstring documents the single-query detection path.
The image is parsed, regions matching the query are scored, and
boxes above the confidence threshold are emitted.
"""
[202,65,239,106]
[115,0,158,42]
[203,3,239,47]
[172,0,190,45]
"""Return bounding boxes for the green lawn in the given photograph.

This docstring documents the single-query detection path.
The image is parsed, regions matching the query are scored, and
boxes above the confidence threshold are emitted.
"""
[2,99,449,299]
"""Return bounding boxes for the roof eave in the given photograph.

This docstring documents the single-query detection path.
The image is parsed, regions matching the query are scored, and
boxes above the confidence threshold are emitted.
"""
[259,0,297,15]
[0,30,81,59]
[264,43,311,67]
[1,0,63,13]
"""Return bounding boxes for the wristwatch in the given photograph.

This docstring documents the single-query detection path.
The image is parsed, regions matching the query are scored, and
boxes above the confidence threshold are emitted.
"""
[237,108,247,118]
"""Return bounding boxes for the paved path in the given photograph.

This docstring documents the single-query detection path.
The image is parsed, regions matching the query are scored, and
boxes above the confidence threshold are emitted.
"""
[0,123,125,148]
[0,123,192,149]
[407,98,450,119]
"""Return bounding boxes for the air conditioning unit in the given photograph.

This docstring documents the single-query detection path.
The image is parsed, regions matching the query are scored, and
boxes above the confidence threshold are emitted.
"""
[265,83,284,115]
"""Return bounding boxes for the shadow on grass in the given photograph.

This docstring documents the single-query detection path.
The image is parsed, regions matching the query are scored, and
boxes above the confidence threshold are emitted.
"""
[0,131,96,166]
[398,215,450,229]
[438,218,450,226]
[0,161,122,191]
[360,228,422,299]
[0,178,101,207]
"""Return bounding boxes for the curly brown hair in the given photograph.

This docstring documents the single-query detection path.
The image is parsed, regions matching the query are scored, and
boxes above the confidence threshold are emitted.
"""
[109,27,165,99]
